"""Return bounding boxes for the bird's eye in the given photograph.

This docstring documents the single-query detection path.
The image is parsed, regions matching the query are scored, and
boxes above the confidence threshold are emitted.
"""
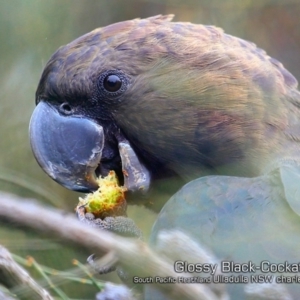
[103,74,122,92]
[59,102,73,115]
[97,70,129,98]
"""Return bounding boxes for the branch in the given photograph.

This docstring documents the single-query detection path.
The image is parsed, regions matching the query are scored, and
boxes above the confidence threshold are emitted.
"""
[0,191,220,300]
[0,245,53,300]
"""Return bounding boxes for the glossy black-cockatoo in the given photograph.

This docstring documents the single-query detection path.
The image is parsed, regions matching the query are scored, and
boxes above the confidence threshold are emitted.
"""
[29,15,300,299]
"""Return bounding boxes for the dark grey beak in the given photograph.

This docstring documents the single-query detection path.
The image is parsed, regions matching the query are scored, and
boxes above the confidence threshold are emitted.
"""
[29,101,103,192]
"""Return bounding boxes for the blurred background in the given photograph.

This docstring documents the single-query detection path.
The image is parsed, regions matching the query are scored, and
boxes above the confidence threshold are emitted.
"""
[0,0,299,298]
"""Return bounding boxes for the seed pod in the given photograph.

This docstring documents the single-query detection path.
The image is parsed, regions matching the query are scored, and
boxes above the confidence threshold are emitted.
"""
[77,171,127,219]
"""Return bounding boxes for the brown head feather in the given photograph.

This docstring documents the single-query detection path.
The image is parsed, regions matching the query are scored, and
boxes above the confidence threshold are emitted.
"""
[36,16,300,177]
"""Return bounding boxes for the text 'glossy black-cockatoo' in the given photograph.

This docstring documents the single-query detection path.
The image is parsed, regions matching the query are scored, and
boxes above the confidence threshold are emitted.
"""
[29,15,300,299]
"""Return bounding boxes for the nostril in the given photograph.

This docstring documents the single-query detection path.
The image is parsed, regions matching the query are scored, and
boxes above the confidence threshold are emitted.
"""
[59,102,72,114]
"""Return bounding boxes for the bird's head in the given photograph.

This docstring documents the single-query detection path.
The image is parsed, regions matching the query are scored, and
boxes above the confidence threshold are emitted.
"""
[30,15,177,193]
